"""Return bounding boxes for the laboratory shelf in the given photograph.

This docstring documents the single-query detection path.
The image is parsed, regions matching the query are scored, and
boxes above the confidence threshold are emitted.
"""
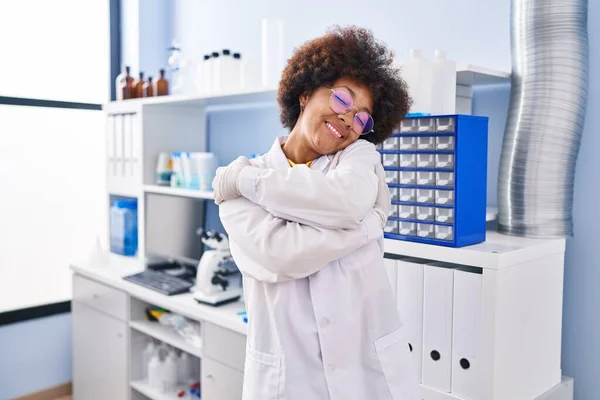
[104,65,509,114]
[456,64,510,85]
[143,185,214,200]
[104,88,278,113]
[130,380,186,400]
[129,320,203,358]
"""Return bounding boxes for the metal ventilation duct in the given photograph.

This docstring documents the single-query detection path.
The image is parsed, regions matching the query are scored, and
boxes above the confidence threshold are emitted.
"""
[497,0,589,238]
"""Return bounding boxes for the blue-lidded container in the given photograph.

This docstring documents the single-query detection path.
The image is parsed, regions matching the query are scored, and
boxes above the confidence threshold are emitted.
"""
[110,199,138,256]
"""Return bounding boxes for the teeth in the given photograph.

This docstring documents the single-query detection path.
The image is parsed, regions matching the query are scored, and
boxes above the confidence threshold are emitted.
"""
[326,123,342,138]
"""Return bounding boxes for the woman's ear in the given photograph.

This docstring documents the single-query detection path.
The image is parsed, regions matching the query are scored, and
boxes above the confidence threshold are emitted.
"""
[299,92,310,112]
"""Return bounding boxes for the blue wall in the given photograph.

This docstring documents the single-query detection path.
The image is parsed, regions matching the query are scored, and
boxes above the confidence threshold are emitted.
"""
[0,314,72,399]
[561,1,600,398]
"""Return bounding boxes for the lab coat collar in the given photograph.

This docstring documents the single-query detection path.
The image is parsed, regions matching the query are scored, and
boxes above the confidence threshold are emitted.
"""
[270,136,331,172]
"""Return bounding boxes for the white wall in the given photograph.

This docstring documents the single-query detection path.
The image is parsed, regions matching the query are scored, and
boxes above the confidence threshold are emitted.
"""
[170,0,510,72]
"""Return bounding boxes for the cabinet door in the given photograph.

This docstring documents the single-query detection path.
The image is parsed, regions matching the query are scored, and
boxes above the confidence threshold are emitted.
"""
[73,301,128,400]
[202,358,244,400]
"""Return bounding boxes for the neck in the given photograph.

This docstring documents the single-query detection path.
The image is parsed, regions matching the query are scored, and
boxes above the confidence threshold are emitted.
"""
[282,128,319,164]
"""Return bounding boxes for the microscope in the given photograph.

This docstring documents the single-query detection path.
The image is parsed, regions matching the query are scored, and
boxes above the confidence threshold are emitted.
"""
[192,229,242,306]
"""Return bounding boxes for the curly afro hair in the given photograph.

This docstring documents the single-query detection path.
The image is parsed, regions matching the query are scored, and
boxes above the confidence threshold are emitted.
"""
[277,25,412,145]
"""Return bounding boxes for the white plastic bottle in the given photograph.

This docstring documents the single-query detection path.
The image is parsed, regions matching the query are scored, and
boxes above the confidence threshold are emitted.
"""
[202,54,212,95]
[232,53,242,92]
[177,352,192,384]
[211,51,221,94]
[220,49,234,93]
[142,341,157,381]
[147,354,163,390]
[431,49,456,115]
[163,352,178,392]
[241,56,261,91]
[168,40,184,95]
[400,49,433,115]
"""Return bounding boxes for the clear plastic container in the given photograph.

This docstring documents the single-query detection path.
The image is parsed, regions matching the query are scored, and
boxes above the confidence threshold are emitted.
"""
[399,49,433,114]
[383,153,399,167]
[417,136,435,151]
[399,221,417,236]
[417,154,435,168]
[110,199,138,256]
[436,208,454,223]
[399,136,417,150]
[417,189,435,203]
[390,187,400,201]
[399,188,416,202]
[435,225,454,241]
[400,154,417,168]
[417,207,435,221]
[417,223,435,238]
[399,205,416,219]
[435,190,455,206]
[417,171,435,186]
[435,154,454,169]
[385,219,398,234]
[399,171,417,185]
[431,50,456,115]
[436,136,455,151]
[385,170,399,184]
[383,137,398,150]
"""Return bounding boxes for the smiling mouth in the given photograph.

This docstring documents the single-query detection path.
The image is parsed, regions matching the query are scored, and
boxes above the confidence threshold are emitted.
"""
[326,122,345,139]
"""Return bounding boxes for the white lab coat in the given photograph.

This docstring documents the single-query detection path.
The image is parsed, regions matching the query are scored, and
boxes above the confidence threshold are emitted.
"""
[219,137,418,400]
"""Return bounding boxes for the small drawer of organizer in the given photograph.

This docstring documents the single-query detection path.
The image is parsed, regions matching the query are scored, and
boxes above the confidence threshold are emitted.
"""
[381,115,488,248]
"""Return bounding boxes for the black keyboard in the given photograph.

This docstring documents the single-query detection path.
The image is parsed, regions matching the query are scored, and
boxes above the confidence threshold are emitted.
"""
[123,269,193,296]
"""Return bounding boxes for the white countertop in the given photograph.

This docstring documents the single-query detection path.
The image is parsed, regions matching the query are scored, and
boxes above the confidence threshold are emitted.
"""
[70,254,248,335]
[384,229,566,270]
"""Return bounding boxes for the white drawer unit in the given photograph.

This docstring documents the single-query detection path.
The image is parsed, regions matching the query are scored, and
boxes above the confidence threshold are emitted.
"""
[73,275,128,321]
[203,322,247,372]
[202,358,244,400]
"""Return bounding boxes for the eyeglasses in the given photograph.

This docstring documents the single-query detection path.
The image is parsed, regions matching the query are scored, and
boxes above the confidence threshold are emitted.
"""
[327,87,375,135]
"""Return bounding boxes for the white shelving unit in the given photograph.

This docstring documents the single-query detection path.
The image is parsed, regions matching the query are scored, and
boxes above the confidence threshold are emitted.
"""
[143,185,214,200]
[103,65,510,271]
[130,320,203,358]
[90,65,570,400]
[131,380,187,400]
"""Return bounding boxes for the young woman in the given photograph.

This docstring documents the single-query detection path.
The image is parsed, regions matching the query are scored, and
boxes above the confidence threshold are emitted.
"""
[213,26,415,400]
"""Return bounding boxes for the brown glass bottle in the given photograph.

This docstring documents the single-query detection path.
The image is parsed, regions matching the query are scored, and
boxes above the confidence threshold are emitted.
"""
[116,66,132,100]
[134,72,145,98]
[143,76,154,97]
[155,69,169,96]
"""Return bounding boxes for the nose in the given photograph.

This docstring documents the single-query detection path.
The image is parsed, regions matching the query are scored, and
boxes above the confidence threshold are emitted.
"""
[338,110,355,129]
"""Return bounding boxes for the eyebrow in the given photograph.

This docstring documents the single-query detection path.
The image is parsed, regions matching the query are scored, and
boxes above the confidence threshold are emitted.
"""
[339,85,373,114]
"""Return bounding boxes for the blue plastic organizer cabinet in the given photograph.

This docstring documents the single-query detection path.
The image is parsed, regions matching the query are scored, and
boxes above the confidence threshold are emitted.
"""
[377,114,488,248]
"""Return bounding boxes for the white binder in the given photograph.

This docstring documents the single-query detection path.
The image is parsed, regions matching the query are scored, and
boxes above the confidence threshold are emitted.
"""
[422,263,454,392]
[384,258,398,298]
[451,268,483,399]
[397,258,425,383]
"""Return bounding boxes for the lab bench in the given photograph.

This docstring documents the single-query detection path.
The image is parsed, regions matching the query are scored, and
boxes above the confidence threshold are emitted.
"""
[72,226,573,400]
[71,258,246,400]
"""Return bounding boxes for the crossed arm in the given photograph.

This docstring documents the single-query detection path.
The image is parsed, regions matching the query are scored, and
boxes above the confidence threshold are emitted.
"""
[217,140,390,283]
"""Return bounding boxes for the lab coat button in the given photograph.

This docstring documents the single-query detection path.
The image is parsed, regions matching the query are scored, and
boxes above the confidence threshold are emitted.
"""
[319,318,330,328]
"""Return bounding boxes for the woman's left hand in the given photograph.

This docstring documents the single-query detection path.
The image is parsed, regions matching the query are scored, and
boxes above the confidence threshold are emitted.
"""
[213,156,252,205]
